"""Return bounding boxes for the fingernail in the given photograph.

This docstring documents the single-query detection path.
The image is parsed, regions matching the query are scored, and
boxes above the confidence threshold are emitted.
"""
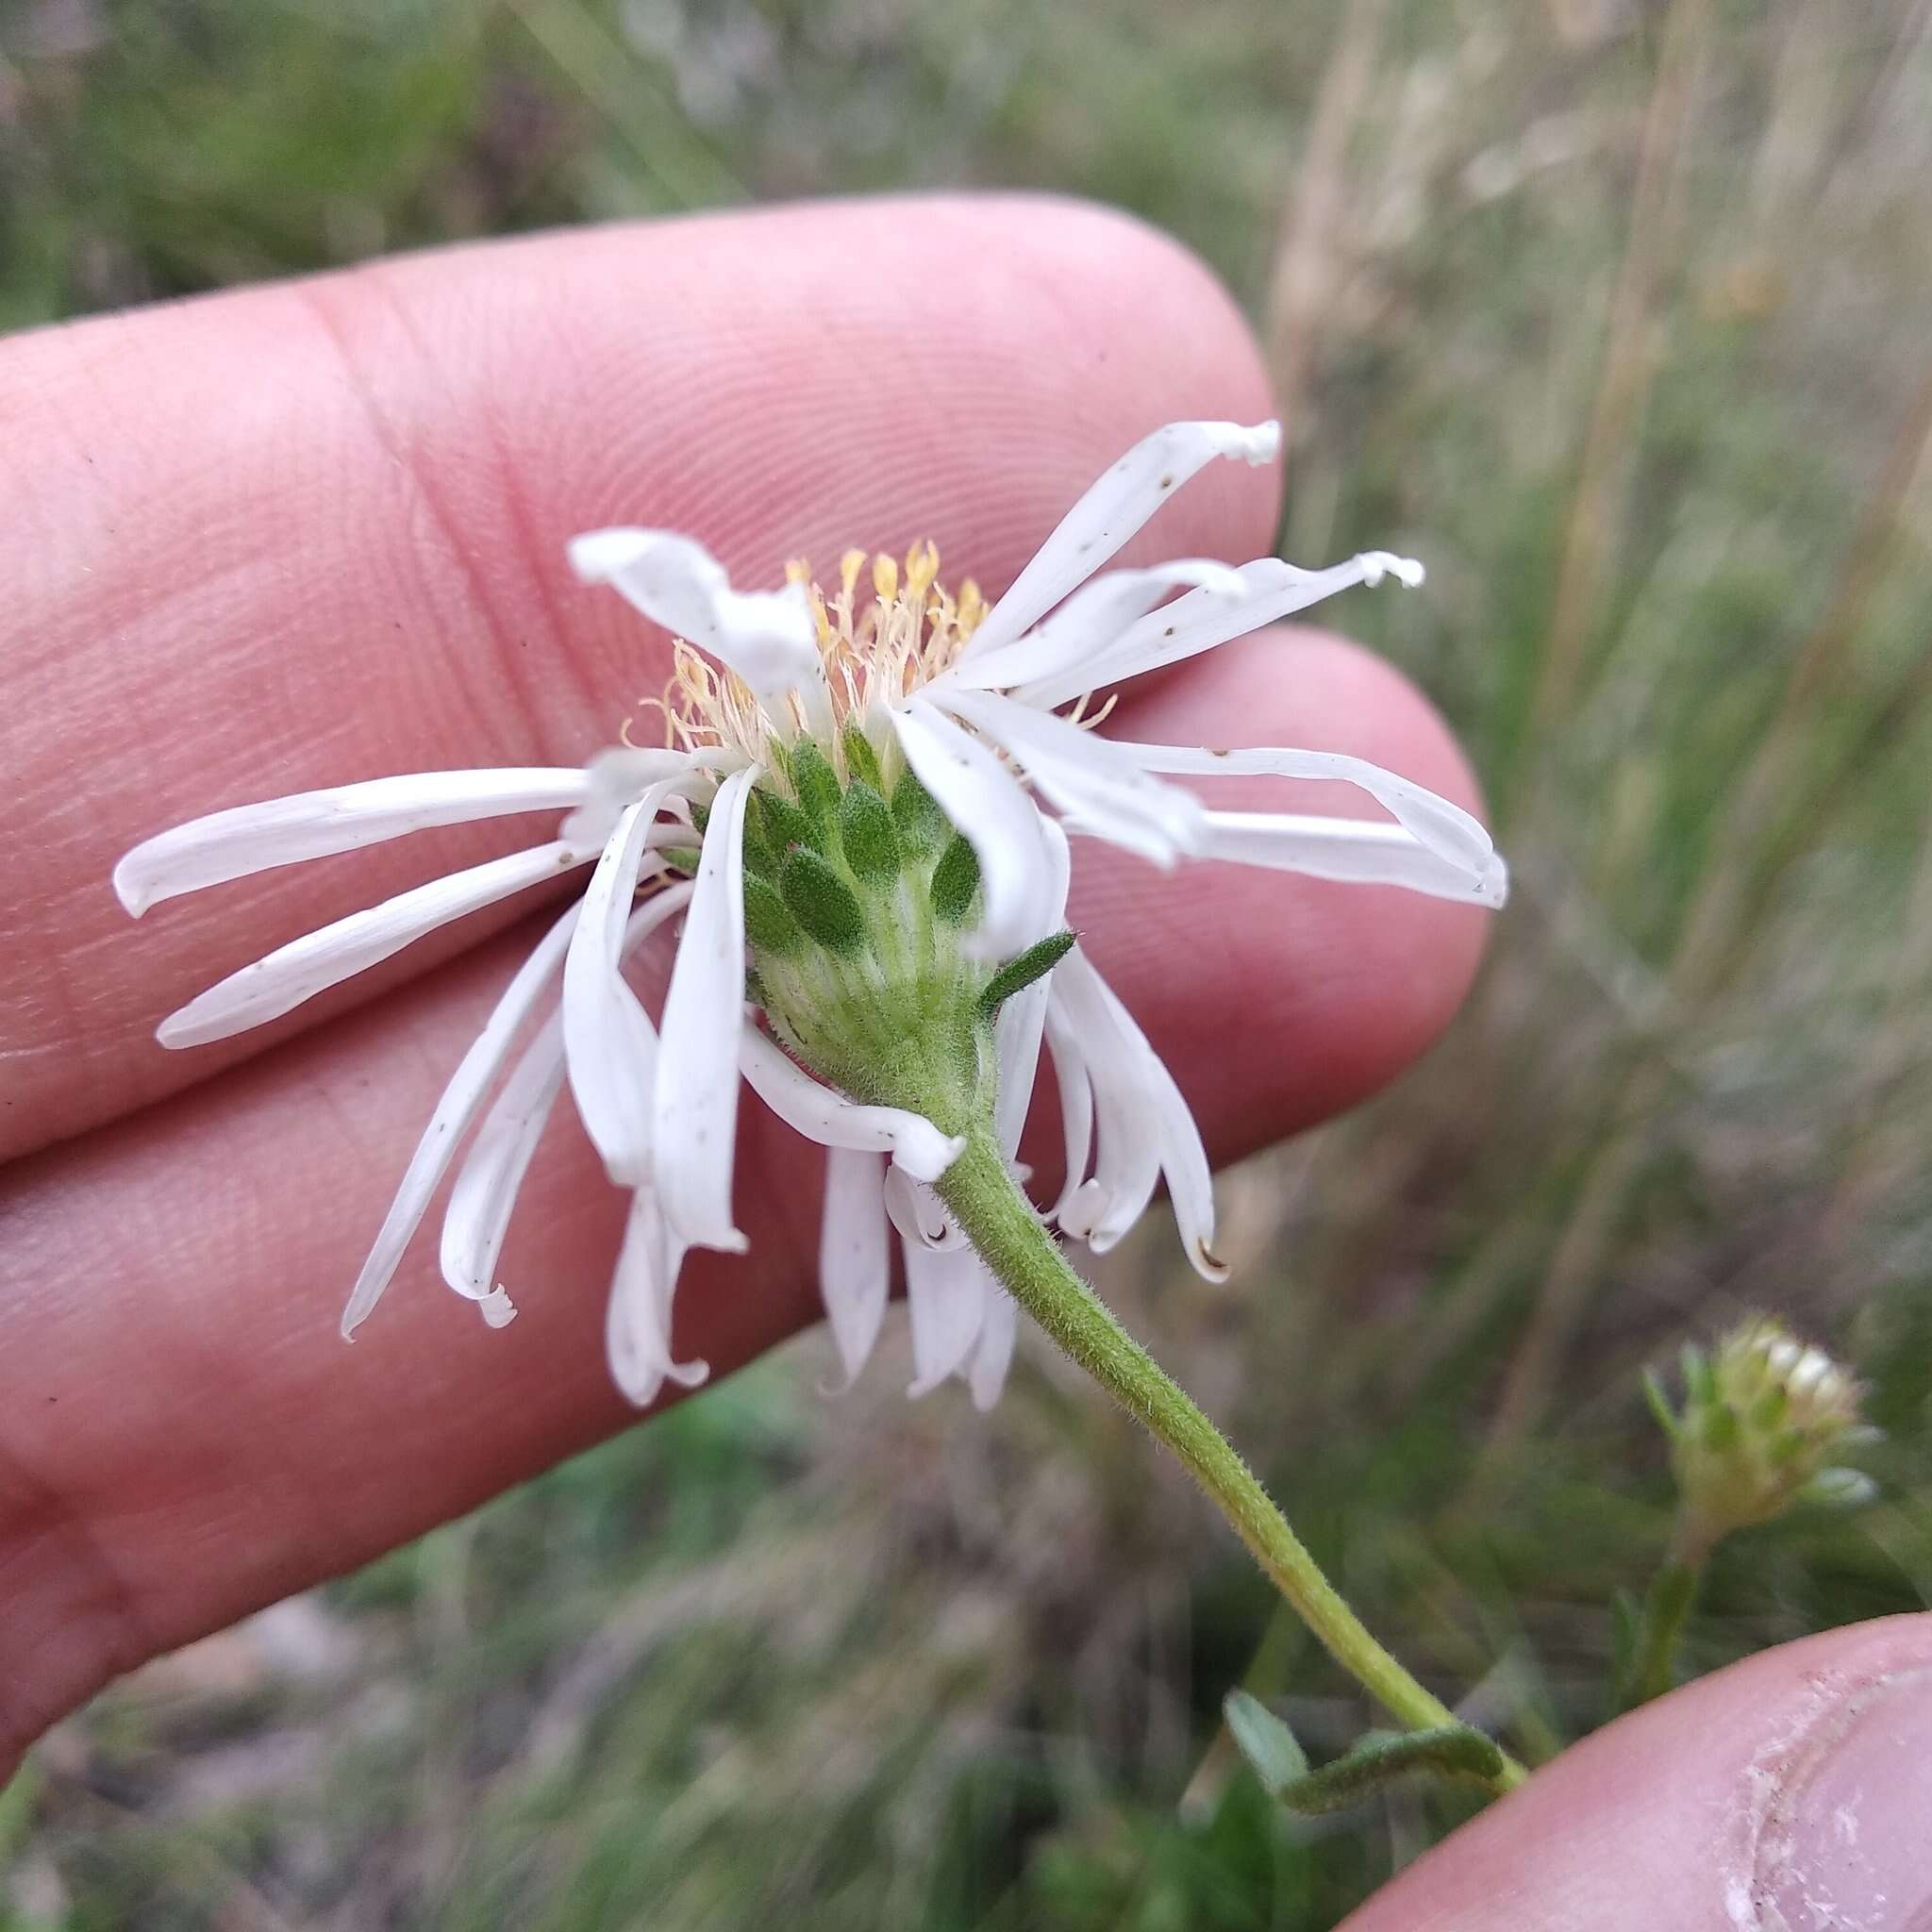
[1757,1664,1932,1931]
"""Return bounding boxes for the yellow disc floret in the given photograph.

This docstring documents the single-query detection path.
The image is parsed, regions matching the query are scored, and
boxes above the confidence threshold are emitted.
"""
[623,542,985,772]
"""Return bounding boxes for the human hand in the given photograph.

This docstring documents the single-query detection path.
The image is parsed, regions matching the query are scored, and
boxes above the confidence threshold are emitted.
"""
[6,194,1920,1926]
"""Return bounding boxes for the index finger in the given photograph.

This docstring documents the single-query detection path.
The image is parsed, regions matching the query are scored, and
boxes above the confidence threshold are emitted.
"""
[0,195,1277,1158]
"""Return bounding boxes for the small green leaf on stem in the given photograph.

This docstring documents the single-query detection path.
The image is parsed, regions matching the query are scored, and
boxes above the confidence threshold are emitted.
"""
[1224,1690,1309,1794]
[977,930,1075,1015]
[1275,1726,1507,1815]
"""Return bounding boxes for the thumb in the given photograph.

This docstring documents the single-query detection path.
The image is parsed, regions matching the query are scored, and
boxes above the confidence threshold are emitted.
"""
[1343,1612,1932,1932]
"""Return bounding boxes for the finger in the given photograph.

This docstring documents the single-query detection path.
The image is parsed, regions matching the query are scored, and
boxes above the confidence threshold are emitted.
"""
[0,627,1485,1766]
[0,193,1277,1158]
[1341,1613,1932,1932]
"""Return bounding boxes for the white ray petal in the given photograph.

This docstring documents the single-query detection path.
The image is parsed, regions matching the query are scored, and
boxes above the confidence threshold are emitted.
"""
[818,1148,891,1391]
[883,1166,966,1250]
[340,901,581,1338]
[958,420,1280,661]
[993,818,1072,1160]
[439,888,690,1309]
[560,744,729,845]
[1013,551,1424,712]
[740,1027,966,1180]
[653,766,757,1252]
[937,687,1200,869]
[1057,1177,1109,1241]
[1118,741,1493,874]
[969,1289,1019,1412]
[1054,946,1225,1280]
[904,1238,991,1398]
[1042,1000,1096,1224]
[1192,810,1507,907]
[1052,964,1162,1254]
[156,836,599,1049]
[562,792,680,1185]
[889,698,1052,956]
[993,975,1054,1165]
[439,1009,567,1311]
[115,768,597,917]
[933,559,1248,696]
[605,1183,708,1408]
[569,527,827,731]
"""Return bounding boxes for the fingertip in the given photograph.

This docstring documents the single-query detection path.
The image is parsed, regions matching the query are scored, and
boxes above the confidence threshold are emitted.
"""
[1343,1613,1932,1931]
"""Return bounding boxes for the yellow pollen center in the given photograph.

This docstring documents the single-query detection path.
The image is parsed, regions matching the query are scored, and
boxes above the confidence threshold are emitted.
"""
[624,541,985,758]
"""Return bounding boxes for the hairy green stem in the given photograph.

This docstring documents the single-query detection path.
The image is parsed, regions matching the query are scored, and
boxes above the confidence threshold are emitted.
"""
[1624,1515,1712,1710]
[935,1128,1527,1794]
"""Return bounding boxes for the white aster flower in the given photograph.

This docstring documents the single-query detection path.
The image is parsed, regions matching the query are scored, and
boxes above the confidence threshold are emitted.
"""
[114,417,1506,1410]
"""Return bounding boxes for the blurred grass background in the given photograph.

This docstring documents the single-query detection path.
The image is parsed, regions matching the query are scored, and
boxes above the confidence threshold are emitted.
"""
[5,0,1932,1924]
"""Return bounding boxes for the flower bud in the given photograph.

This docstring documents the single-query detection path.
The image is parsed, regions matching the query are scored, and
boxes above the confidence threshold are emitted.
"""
[1647,1317,1875,1552]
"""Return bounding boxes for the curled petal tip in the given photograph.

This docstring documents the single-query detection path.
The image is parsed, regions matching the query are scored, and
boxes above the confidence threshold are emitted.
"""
[111,859,151,918]
[154,1012,201,1051]
[1359,550,1425,589]
[479,1288,518,1329]
[672,1213,745,1259]
[603,1156,650,1188]
[1242,420,1283,463]
[1194,1241,1232,1285]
